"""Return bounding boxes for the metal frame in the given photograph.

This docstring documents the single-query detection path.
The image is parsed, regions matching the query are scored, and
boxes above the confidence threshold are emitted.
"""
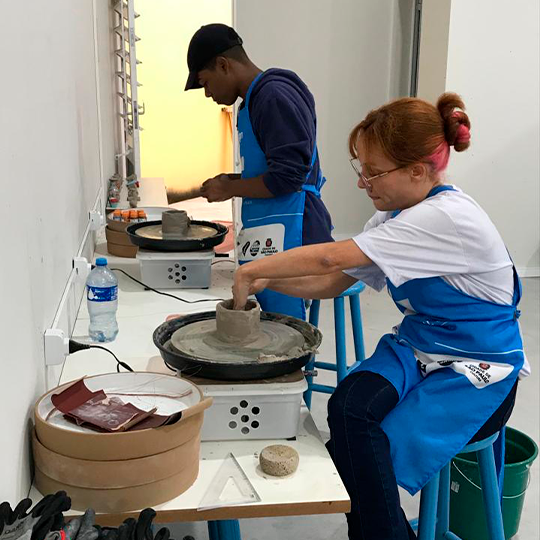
[410,0,423,97]
[112,0,142,194]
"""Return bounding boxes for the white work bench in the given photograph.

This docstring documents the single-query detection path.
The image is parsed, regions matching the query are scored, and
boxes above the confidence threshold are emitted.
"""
[30,246,350,538]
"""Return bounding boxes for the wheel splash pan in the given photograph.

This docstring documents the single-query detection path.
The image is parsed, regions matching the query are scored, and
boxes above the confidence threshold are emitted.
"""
[126,220,228,252]
[153,311,322,381]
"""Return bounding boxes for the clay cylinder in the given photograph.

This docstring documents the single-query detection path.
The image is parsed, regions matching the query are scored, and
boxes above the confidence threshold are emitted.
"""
[162,210,190,238]
[215,300,261,344]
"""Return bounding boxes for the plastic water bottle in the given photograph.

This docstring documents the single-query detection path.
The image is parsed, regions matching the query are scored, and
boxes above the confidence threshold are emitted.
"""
[87,257,119,342]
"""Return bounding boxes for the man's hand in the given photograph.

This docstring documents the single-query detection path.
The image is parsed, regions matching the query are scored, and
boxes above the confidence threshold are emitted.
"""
[201,174,234,202]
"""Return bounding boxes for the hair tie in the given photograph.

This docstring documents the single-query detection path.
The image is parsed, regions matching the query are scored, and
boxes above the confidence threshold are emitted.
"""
[455,123,471,144]
[451,111,470,145]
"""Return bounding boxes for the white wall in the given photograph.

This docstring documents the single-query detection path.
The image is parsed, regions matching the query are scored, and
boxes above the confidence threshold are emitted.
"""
[0,0,116,502]
[419,0,540,275]
[235,0,415,237]
[416,0,451,103]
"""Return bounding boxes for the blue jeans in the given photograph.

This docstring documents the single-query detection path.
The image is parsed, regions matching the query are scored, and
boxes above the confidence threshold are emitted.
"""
[327,371,415,540]
[327,371,518,540]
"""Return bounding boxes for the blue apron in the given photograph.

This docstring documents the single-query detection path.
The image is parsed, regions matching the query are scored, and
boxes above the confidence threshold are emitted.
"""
[351,185,524,494]
[236,72,325,319]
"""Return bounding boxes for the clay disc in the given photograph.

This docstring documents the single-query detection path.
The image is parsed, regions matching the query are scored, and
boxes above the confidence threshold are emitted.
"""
[260,445,299,476]
[170,319,306,363]
[135,223,218,241]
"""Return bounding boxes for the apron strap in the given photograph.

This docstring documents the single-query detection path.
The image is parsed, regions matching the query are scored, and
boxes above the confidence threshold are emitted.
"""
[302,141,326,197]
[508,253,522,308]
[244,71,265,110]
[392,184,457,218]
[426,184,457,198]
[245,72,326,199]
[302,183,321,196]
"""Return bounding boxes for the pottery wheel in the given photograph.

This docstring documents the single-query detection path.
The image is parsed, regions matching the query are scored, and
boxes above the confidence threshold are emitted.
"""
[170,320,306,363]
[135,223,218,241]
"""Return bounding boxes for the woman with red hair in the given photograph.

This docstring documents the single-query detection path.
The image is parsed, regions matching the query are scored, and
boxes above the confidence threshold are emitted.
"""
[233,93,528,539]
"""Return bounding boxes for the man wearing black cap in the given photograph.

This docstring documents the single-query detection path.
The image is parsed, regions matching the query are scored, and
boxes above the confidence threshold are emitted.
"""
[173,23,333,319]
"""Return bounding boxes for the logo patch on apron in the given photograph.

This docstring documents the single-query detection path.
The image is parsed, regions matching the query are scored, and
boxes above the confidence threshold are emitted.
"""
[451,361,514,388]
[415,350,514,388]
[237,223,285,262]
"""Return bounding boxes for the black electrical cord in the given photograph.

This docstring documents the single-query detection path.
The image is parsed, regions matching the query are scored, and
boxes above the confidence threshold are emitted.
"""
[163,359,177,373]
[110,267,227,304]
[211,259,236,266]
[69,339,134,373]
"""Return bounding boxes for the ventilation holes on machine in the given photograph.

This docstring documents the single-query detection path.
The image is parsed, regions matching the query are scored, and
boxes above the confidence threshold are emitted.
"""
[182,266,187,272]
[241,415,249,423]
[252,407,260,415]
[182,275,187,281]
[229,421,237,429]
[251,421,259,429]
[241,427,250,435]
[240,400,249,408]
[230,407,239,415]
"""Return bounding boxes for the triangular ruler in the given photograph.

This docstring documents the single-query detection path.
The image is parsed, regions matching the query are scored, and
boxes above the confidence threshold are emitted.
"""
[198,452,261,511]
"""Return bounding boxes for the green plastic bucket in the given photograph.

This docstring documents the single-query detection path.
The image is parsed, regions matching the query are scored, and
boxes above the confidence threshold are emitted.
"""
[449,427,538,540]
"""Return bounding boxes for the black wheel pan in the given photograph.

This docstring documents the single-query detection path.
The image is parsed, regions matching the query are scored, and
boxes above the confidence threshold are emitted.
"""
[153,311,322,381]
[126,220,228,252]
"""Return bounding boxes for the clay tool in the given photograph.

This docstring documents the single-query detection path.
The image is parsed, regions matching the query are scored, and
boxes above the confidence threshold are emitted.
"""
[168,186,203,203]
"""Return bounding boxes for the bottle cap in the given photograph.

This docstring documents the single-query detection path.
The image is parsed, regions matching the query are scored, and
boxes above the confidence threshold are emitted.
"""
[95,257,108,266]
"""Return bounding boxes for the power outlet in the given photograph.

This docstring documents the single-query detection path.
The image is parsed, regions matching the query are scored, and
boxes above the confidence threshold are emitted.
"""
[73,256,91,284]
[89,210,104,230]
[44,328,69,366]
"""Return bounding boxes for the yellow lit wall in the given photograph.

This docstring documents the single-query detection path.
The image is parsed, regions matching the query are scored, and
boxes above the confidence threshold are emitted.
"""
[136,0,233,192]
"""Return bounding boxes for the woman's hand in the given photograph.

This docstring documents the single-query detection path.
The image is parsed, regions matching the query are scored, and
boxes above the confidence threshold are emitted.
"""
[232,267,269,309]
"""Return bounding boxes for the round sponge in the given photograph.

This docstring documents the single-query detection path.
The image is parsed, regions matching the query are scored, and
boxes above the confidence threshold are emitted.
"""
[259,444,299,477]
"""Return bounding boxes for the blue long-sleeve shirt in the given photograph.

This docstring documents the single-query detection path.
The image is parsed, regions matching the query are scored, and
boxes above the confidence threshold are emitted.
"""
[239,68,334,245]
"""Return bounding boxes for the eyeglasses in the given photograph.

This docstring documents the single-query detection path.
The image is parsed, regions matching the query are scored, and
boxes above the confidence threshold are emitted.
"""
[350,158,404,189]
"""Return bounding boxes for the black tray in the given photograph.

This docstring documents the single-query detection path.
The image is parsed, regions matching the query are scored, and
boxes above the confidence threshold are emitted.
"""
[126,220,228,252]
[153,311,322,381]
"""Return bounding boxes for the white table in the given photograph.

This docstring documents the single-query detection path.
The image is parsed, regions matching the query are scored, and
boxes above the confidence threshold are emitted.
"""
[31,245,350,539]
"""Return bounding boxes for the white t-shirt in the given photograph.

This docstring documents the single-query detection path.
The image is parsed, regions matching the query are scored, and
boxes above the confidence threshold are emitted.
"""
[344,187,514,305]
[344,187,530,379]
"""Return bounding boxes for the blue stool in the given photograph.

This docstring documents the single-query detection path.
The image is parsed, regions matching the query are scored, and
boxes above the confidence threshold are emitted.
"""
[304,281,366,409]
[414,432,505,540]
[208,520,241,540]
